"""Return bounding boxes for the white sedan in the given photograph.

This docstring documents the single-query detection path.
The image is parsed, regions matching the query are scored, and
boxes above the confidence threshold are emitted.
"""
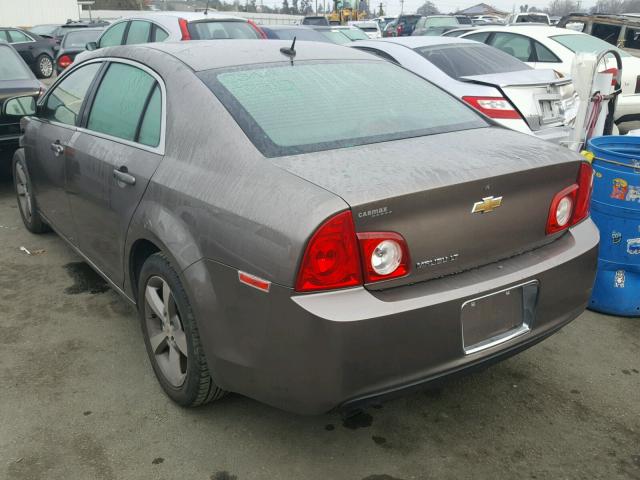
[458,26,640,131]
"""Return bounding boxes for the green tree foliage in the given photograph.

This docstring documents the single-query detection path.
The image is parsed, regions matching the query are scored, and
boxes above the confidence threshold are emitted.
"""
[416,0,439,15]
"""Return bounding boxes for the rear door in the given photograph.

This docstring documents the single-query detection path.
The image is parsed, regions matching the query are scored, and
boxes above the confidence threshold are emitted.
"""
[25,62,102,243]
[6,30,37,66]
[66,60,164,286]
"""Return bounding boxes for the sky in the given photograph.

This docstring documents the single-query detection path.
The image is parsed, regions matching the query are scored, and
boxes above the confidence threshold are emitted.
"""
[380,0,596,15]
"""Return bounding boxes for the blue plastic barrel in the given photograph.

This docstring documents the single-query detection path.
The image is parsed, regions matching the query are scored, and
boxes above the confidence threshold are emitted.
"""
[588,135,640,316]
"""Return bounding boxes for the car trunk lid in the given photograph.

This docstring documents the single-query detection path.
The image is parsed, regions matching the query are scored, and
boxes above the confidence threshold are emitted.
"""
[273,127,584,289]
[460,69,579,131]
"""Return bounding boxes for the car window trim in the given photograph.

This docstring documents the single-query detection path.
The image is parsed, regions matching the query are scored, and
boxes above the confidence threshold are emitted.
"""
[75,57,166,155]
[35,61,107,132]
[8,29,36,44]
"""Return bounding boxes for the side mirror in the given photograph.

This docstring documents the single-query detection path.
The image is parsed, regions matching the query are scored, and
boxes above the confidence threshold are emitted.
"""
[2,96,36,117]
[86,41,98,51]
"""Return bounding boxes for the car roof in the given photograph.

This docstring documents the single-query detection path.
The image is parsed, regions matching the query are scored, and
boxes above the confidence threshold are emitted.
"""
[263,25,315,30]
[465,25,581,37]
[362,36,480,48]
[98,39,377,71]
[112,11,245,22]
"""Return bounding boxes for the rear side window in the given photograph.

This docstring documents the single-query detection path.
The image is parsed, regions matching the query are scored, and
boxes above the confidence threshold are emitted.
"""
[534,41,559,62]
[199,61,486,157]
[126,20,151,45]
[137,85,162,147]
[44,63,101,126]
[87,63,158,143]
[464,31,491,43]
[152,26,169,42]
[8,30,32,43]
[457,16,473,24]
[100,21,127,47]
[0,45,33,80]
[188,20,259,40]
[591,23,621,45]
[415,44,529,79]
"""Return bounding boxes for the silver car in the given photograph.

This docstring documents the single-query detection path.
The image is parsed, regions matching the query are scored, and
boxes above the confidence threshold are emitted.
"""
[351,36,579,143]
[3,40,598,414]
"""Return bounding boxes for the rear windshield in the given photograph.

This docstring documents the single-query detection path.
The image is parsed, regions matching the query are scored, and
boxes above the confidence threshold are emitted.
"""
[199,61,486,157]
[426,17,459,27]
[516,14,548,23]
[457,16,473,24]
[359,26,378,32]
[62,29,102,48]
[302,17,329,26]
[341,28,369,40]
[415,44,529,78]
[551,34,630,56]
[187,20,259,40]
[318,30,350,44]
[0,46,33,81]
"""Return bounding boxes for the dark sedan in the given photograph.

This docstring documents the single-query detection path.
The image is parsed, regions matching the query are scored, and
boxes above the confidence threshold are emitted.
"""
[0,28,57,78]
[55,28,104,74]
[0,43,42,160]
[3,40,598,414]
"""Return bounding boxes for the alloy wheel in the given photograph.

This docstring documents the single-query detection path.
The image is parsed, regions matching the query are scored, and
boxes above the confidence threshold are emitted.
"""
[15,163,33,223]
[144,275,188,387]
[39,56,53,77]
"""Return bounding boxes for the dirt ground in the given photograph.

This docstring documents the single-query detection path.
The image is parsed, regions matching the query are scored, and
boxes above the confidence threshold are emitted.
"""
[0,163,638,480]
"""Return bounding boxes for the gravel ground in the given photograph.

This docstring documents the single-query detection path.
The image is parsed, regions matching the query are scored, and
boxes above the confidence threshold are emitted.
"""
[0,163,638,480]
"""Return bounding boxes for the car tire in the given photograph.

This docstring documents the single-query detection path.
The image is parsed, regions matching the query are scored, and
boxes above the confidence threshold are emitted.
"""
[138,252,226,407]
[13,150,50,234]
[35,54,53,79]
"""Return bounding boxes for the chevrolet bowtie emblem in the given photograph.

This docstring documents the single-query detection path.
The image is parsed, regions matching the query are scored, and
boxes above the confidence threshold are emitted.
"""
[472,196,503,214]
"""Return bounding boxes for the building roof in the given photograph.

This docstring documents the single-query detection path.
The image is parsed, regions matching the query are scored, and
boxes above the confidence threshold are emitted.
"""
[456,3,507,16]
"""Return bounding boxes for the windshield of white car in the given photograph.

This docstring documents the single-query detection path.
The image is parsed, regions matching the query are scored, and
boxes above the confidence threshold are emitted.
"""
[551,34,630,56]
[200,60,487,157]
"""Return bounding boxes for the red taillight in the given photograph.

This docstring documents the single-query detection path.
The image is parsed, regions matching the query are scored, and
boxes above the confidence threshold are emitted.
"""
[295,211,362,292]
[546,162,593,235]
[247,19,266,39]
[462,96,522,119]
[357,232,410,283]
[178,18,191,40]
[396,24,403,35]
[57,54,72,69]
[601,67,619,87]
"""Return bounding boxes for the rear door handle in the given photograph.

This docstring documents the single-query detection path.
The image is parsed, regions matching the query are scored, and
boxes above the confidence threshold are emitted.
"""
[113,166,136,186]
[50,141,64,156]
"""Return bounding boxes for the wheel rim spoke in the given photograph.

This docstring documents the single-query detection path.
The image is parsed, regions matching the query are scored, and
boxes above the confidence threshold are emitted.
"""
[149,332,168,355]
[167,345,185,386]
[145,285,165,322]
[172,329,188,356]
[144,275,188,388]
[16,166,27,186]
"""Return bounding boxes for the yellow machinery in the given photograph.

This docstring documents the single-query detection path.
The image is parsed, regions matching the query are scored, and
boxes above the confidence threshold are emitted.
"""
[326,0,367,24]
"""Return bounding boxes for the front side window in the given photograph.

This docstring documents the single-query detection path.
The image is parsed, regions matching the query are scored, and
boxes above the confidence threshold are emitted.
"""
[43,63,102,126]
[0,46,33,80]
[490,32,533,62]
[87,62,159,144]
[199,61,486,157]
[126,20,151,45]
[415,44,529,79]
[187,20,259,40]
[624,27,640,49]
[100,21,127,47]
[8,30,32,43]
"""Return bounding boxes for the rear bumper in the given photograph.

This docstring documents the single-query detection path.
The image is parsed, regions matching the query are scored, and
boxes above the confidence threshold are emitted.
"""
[184,219,599,414]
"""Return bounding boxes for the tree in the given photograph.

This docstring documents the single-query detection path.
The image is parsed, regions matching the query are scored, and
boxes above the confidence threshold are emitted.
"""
[591,0,623,12]
[301,0,313,13]
[281,0,290,13]
[94,0,144,8]
[291,0,300,13]
[546,0,578,16]
[416,0,439,15]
